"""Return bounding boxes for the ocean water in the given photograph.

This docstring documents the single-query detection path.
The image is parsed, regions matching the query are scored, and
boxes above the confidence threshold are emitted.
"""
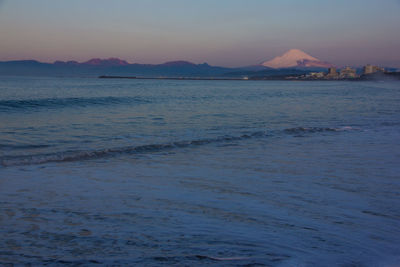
[0,76,399,266]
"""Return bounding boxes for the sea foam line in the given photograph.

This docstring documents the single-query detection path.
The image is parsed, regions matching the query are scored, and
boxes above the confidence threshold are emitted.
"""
[0,127,356,167]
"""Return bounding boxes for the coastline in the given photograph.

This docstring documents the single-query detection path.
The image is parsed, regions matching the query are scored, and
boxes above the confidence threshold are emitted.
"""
[98,72,400,82]
[98,75,246,81]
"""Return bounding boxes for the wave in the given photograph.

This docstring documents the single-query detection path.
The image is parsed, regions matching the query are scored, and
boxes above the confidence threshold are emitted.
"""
[0,96,150,111]
[1,132,270,167]
[0,127,356,167]
[0,143,50,150]
[284,126,357,134]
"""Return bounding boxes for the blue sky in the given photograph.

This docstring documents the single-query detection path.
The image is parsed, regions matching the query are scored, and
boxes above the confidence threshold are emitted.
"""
[0,0,399,67]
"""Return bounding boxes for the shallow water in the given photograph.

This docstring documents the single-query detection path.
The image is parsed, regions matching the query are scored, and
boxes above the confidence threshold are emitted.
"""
[0,77,399,266]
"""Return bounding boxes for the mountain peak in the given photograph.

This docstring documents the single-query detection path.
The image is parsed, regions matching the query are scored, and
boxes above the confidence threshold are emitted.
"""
[262,49,333,69]
[160,60,196,67]
[82,58,129,66]
[284,49,318,59]
[54,60,79,65]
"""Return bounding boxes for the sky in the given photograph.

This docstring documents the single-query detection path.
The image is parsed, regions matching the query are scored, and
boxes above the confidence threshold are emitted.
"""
[0,0,400,67]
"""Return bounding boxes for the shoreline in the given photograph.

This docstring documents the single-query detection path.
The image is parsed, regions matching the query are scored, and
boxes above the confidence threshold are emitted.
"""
[99,73,400,82]
[98,75,246,81]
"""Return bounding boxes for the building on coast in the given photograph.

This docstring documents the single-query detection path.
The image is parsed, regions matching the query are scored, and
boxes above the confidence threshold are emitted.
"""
[339,66,358,78]
[363,64,385,75]
[308,72,325,79]
[325,67,339,79]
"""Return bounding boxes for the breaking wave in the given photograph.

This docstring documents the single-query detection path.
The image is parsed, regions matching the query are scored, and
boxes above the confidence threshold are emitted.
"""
[0,132,267,167]
[284,126,357,134]
[0,96,150,111]
[0,126,357,167]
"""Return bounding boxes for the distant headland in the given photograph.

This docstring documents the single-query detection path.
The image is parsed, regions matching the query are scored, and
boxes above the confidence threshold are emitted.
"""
[1,49,399,80]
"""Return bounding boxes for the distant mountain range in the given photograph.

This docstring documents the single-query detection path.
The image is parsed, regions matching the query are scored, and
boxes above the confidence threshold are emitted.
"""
[2,49,391,78]
[54,58,130,67]
[0,59,237,77]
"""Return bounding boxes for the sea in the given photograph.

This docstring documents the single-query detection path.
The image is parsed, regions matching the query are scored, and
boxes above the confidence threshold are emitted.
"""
[0,76,399,266]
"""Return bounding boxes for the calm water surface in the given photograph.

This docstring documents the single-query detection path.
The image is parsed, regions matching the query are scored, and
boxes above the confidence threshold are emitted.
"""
[0,76,399,266]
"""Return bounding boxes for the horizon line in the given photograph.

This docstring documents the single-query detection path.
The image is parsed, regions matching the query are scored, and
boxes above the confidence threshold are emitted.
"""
[0,57,397,69]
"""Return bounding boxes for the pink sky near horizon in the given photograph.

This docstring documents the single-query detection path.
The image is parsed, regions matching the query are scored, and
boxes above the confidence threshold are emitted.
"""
[0,0,399,68]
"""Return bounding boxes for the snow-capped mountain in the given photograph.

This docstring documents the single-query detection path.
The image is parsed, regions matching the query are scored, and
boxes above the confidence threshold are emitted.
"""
[262,49,334,69]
